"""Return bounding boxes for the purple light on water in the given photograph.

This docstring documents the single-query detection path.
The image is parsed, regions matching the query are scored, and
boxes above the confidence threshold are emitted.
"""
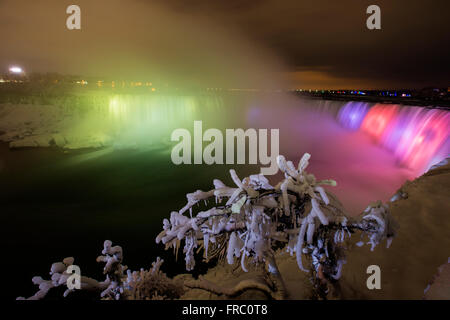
[398,109,450,171]
[381,106,421,154]
[337,102,370,130]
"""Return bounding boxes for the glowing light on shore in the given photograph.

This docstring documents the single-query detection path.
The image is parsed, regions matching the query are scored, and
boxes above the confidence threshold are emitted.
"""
[9,66,23,74]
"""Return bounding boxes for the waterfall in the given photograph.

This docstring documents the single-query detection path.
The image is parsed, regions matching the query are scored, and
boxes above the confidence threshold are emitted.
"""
[337,102,449,173]
[98,93,449,174]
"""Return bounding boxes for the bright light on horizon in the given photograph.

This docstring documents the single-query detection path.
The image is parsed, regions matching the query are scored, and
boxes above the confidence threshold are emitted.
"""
[9,66,23,74]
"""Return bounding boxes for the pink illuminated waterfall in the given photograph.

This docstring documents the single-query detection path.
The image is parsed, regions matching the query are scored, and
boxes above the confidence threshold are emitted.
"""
[338,102,450,173]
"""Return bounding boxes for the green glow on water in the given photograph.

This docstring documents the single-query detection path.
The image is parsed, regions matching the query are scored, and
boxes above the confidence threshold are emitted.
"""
[108,95,201,127]
[100,94,228,147]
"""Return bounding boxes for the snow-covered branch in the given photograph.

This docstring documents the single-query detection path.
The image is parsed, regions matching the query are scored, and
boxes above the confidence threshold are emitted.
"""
[157,153,397,291]
[18,241,184,300]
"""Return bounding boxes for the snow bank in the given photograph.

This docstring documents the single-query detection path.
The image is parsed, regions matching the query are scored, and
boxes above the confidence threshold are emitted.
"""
[0,103,112,149]
[423,258,450,300]
[337,159,450,299]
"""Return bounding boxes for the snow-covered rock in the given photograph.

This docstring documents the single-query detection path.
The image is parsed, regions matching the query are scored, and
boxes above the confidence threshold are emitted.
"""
[423,258,450,300]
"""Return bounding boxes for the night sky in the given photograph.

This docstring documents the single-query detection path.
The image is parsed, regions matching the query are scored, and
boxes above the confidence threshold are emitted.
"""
[0,0,449,89]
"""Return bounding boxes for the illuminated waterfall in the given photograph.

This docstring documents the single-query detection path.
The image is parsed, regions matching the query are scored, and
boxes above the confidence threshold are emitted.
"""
[79,94,448,174]
[338,102,449,172]
[102,94,226,146]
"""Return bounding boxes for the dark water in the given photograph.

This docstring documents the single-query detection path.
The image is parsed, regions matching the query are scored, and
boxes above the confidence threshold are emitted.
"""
[0,143,260,299]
